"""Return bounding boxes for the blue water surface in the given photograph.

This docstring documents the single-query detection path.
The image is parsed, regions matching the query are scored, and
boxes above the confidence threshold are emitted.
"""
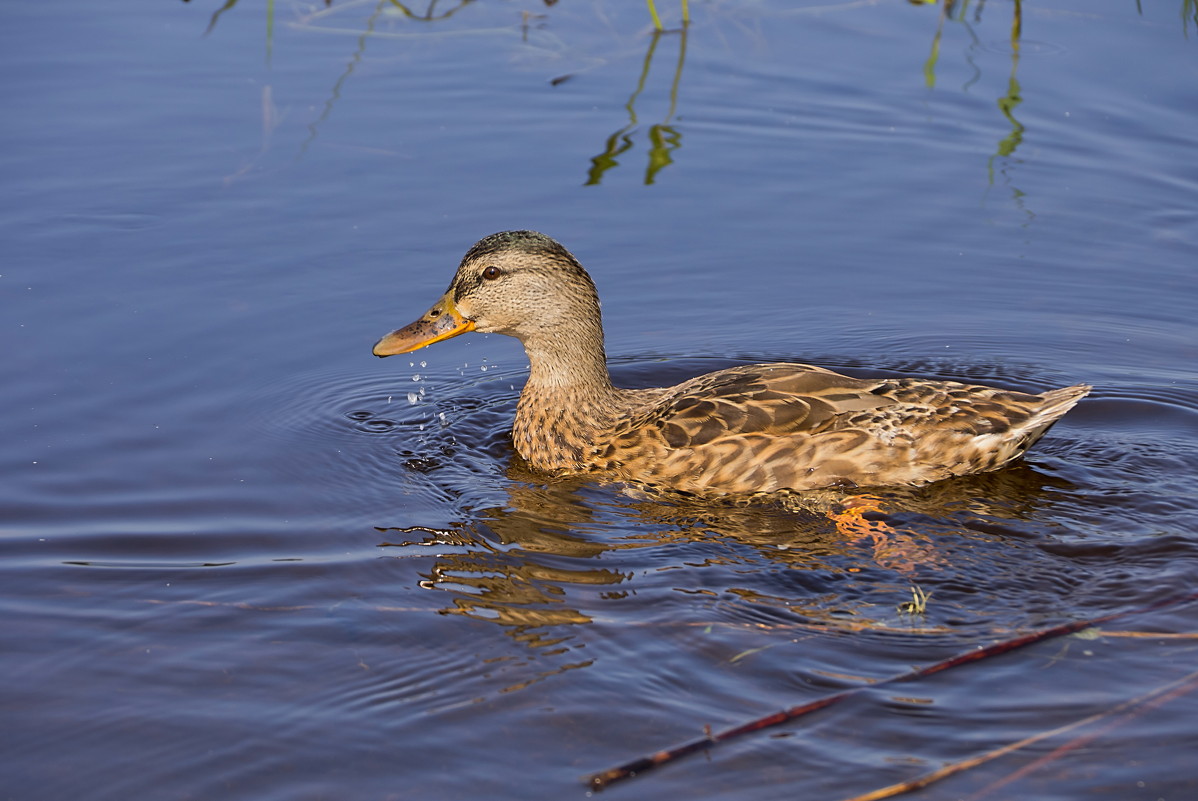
[2,1,1196,799]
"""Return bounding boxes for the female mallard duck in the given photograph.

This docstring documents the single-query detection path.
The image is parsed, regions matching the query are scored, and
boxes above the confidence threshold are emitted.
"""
[374,231,1090,495]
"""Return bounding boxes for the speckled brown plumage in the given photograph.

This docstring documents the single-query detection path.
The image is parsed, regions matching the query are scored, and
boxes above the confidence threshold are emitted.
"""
[374,231,1091,496]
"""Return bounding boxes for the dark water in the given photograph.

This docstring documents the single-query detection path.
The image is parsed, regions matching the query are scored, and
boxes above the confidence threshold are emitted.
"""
[3,1,1197,799]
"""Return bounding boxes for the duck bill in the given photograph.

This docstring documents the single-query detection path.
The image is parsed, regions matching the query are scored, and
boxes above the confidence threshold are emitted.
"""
[373,293,475,357]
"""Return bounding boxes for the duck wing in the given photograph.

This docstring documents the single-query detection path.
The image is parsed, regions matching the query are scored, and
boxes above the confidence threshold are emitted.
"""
[604,363,1088,493]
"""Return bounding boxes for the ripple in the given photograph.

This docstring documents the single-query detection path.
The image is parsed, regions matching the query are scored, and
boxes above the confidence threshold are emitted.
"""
[1081,389,1198,420]
[242,361,524,520]
[49,211,164,232]
[974,39,1069,57]
[63,560,237,569]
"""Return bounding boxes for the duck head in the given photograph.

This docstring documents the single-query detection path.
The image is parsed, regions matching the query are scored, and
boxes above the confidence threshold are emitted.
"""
[373,230,602,357]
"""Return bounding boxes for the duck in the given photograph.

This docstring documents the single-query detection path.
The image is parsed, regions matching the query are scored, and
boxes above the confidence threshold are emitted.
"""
[373,230,1090,496]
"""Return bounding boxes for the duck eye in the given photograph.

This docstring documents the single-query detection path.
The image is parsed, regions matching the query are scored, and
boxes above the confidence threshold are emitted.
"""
[482,265,503,281]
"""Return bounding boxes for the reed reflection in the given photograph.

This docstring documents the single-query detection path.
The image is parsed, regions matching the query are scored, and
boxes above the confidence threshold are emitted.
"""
[920,0,1030,214]
[585,25,688,186]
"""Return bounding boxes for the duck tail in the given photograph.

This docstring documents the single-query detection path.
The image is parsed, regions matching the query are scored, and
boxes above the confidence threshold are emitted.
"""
[1018,383,1092,446]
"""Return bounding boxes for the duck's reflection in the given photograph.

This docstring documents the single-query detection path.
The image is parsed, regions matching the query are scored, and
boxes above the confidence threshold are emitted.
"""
[378,456,1075,641]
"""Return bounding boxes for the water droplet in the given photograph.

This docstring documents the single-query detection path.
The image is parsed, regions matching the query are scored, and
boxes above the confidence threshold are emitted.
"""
[407,392,419,404]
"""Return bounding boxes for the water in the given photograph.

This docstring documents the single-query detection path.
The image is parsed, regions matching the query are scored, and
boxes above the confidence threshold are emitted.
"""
[3,1,1197,799]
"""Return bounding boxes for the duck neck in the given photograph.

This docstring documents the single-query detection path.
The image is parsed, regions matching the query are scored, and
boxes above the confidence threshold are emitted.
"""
[522,321,613,395]
[512,319,622,470]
